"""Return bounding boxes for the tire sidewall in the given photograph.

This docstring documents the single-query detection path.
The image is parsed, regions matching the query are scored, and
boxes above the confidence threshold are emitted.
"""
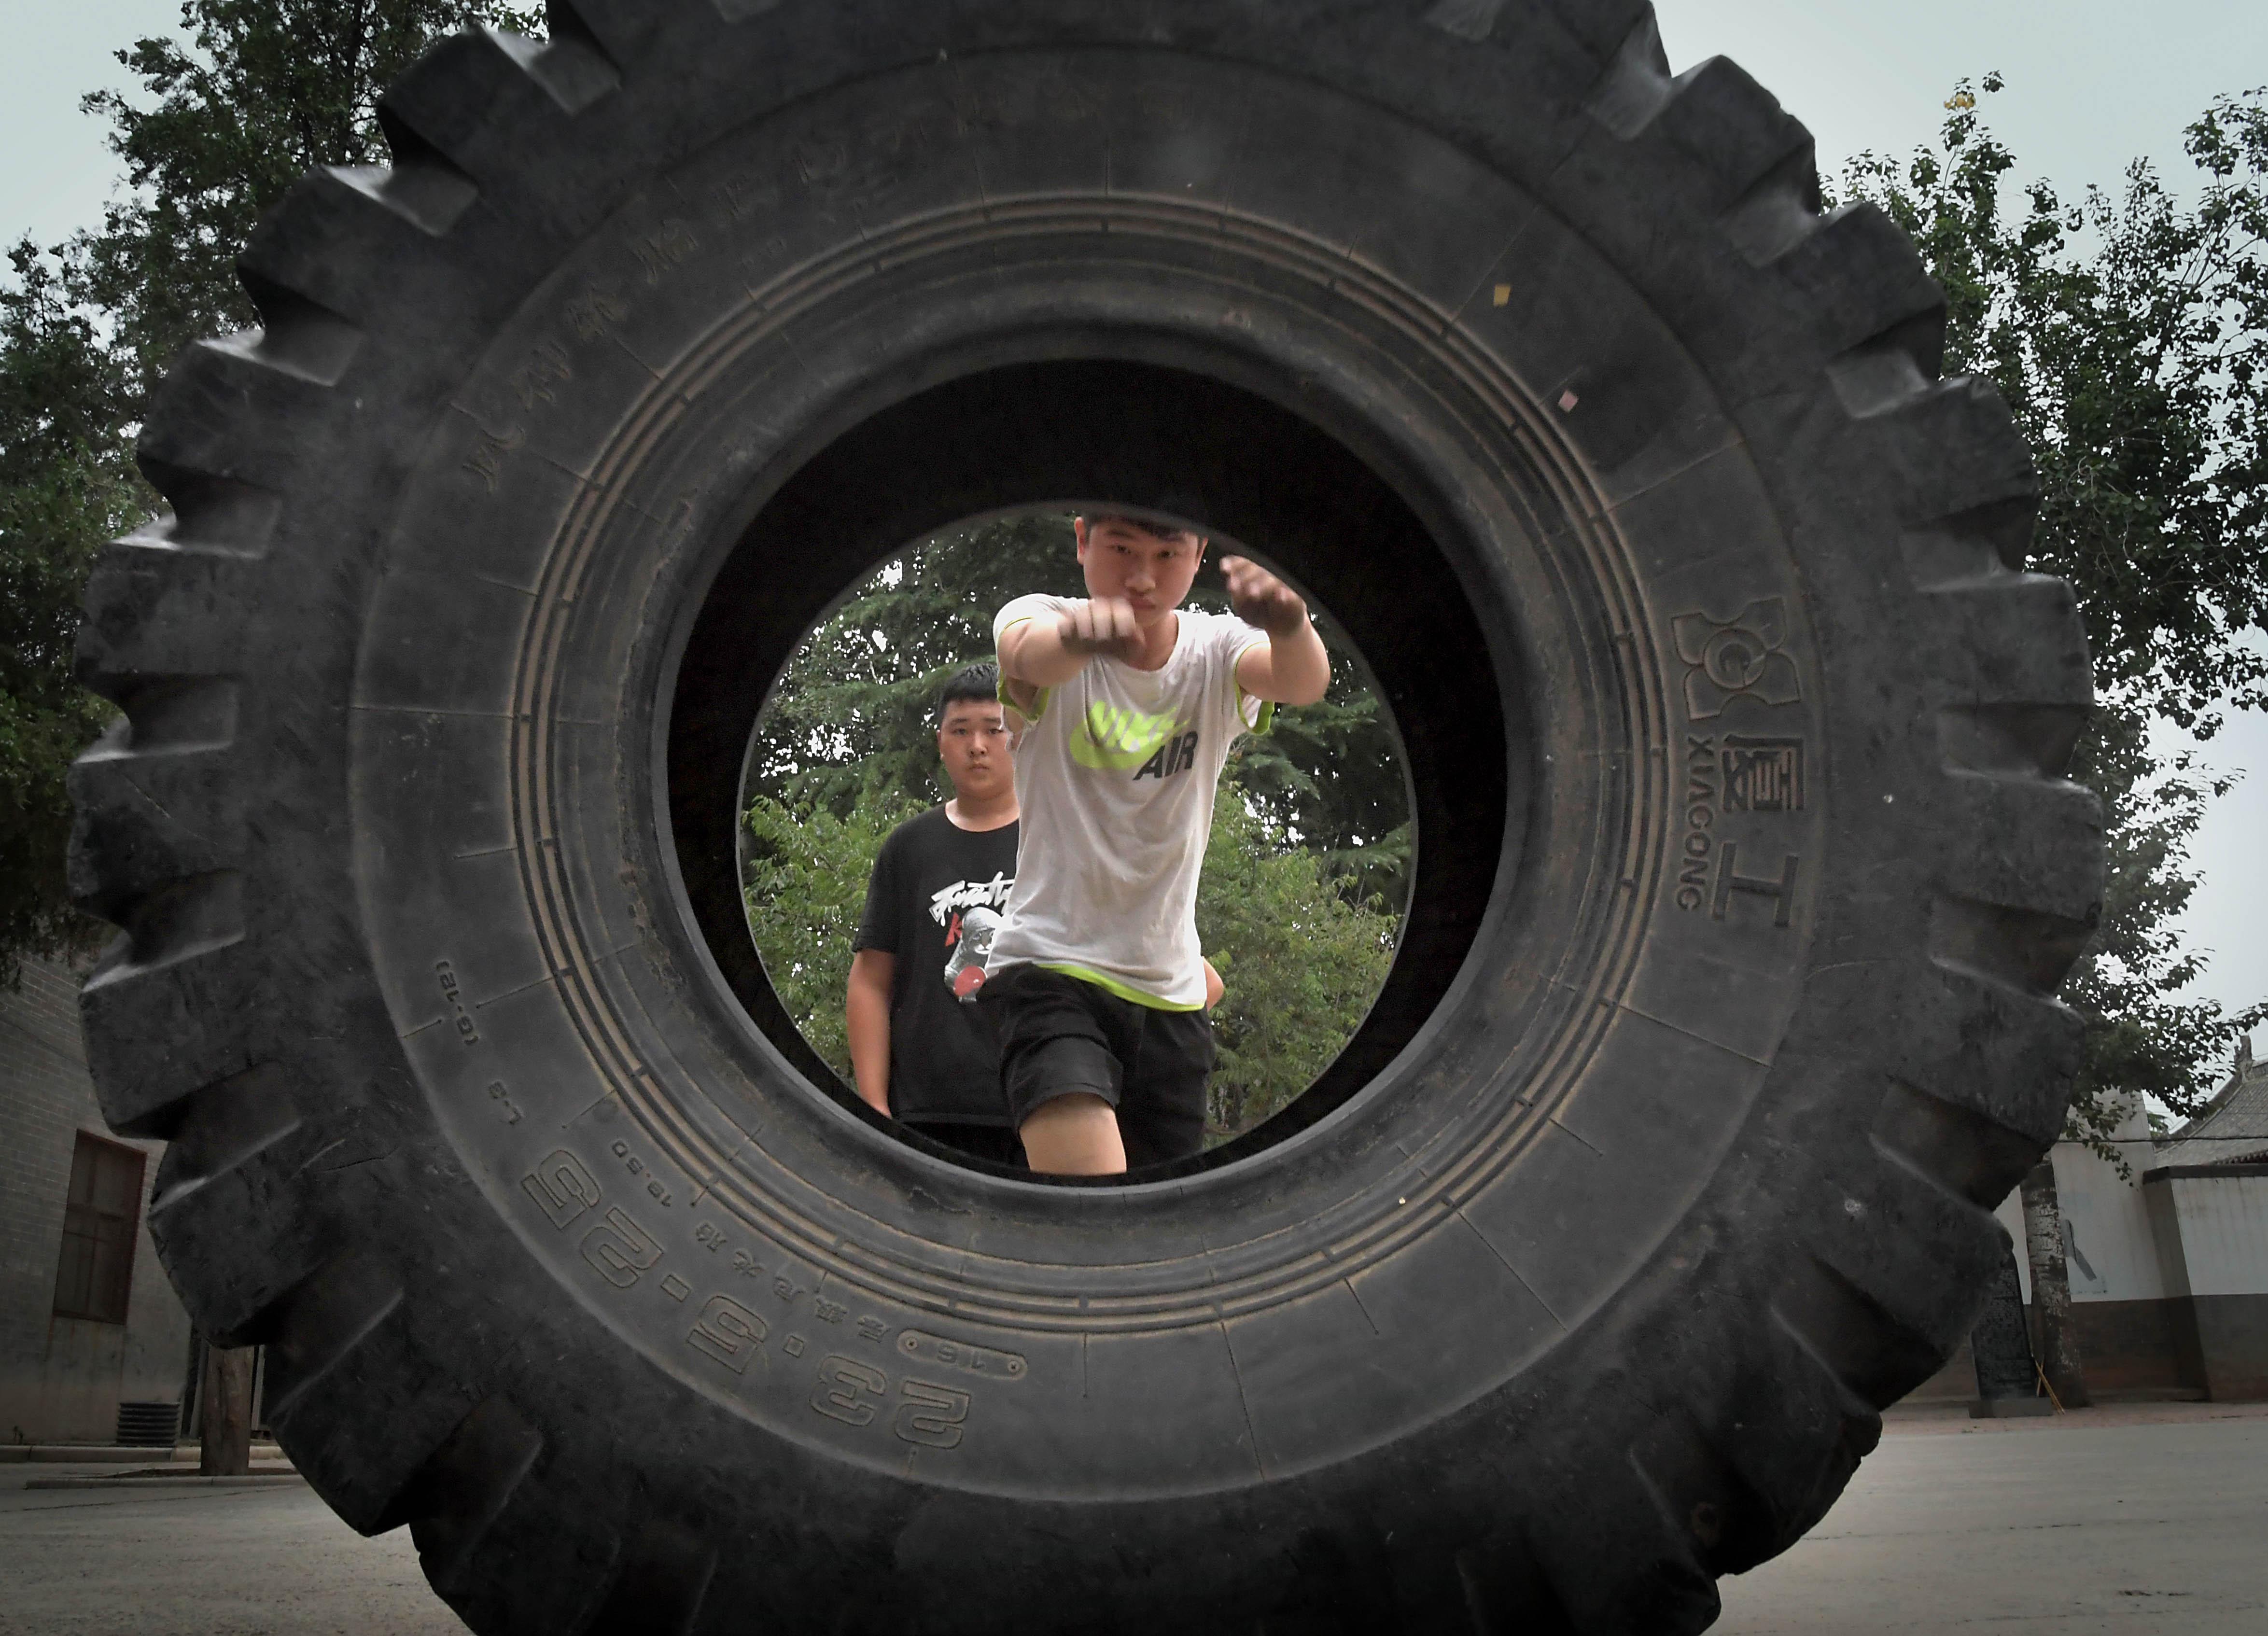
[350,47,1835,1498]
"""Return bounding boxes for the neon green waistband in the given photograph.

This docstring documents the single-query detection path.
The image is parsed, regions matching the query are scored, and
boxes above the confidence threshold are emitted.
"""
[1032,961,1204,1012]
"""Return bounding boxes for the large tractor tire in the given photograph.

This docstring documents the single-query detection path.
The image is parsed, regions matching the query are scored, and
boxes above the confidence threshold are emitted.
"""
[70,2,2100,1631]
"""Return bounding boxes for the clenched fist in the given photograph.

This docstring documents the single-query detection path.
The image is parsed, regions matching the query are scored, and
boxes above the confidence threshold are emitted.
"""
[1221,556,1309,635]
[1055,597,1144,659]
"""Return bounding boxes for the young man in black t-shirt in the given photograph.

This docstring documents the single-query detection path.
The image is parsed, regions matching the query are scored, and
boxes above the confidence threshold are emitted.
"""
[846,665,1024,1164]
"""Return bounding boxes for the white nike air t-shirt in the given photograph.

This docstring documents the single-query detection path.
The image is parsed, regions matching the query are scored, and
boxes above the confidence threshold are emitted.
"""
[986,596,1274,1009]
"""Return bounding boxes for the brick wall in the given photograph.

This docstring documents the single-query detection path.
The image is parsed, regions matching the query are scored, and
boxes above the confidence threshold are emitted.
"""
[0,957,194,1442]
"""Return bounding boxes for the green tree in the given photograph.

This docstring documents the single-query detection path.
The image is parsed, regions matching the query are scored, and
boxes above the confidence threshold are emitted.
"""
[1194,778,1400,1140]
[0,251,146,986]
[741,793,920,1079]
[1204,637,1410,907]
[1839,82,2268,1142]
[0,0,537,982]
[746,515,1084,818]
[74,0,540,388]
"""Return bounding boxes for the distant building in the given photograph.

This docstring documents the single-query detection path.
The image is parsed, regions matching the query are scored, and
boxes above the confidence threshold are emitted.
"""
[2171,1035,2268,1167]
[1912,1038,2268,1405]
[2132,1038,2268,1400]
[0,957,194,1444]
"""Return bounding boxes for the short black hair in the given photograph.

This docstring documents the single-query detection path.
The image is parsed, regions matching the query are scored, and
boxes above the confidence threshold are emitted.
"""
[936,662,999,721]
[1086,512,1205,542]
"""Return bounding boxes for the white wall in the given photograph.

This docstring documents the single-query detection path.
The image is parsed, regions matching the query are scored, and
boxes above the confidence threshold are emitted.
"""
[1995,1103,2167,1306]
[2146,1174,2268,1299]
[0,960,192,1443]
[1994,1191,2030,1305]
[2054,1118,2168,1303]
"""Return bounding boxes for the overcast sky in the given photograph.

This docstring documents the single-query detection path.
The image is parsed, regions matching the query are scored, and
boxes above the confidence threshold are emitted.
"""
[4,0,2264,1042]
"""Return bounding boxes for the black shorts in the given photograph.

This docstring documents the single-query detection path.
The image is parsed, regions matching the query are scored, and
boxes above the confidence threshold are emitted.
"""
[976,964,1216,1168]
[900,1120,1024,1169]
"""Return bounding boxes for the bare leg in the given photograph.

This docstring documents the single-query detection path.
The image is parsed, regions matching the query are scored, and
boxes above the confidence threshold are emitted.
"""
[1019,1092,1125,1175]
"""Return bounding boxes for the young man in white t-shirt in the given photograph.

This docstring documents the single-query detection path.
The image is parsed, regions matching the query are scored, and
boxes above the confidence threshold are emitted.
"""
[981,514,1329,1175]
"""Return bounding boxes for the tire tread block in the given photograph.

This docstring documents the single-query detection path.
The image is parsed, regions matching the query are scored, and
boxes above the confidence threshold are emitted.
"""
[241,167,480,349]
[1518,1455,1721,1636]
[82,870,244,990]
[149,1061,302,1189]
[264,1262,491,1537]
[136,339,336,493]
[79,537,260,696]
[1798,1152,2006,1359]
[1771,203,1945,376]
[1771,1250,1944,1412]
[1938,703,2088,780]
[1872,1079,2047,1212]
[68,743,241,919]
[417,1448,620,1633]
[1924,575,2094,719]
[1931,892,2096,998]
[1626,1409,1776,1578]
[1881,961,2082,1150]
[1932,771,2103,930]
[82,937,280,1141]
[142,1098,329,1343]
[339,117,482,235]
[400,1395,546,1572]
[377,31,628,244]
[1694,1316,1882,1569]
[582,1515,718,1636]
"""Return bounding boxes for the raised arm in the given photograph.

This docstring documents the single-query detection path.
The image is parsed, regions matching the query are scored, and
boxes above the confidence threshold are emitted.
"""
[997,599,1143,698]
[1223,557,1330,706]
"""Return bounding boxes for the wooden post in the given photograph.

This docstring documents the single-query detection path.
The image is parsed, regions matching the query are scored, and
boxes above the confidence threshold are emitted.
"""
[198,1343,255,1476]
[2019,1160,2092,1409]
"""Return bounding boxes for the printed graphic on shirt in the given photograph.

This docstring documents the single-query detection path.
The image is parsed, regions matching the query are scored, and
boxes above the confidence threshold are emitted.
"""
[943,904,1004,1001]
[1069,701,1203,780]
[1069,700,1187,771]
[936,876,1015,1001]
[1132,732,1201,781]
[929,872,1014,926]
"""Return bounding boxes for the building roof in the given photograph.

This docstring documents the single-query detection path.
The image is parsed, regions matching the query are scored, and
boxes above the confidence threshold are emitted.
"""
[2167,1036,2268,1166]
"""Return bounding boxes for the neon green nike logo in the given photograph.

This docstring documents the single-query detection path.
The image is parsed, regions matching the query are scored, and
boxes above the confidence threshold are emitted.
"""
[1069,701,1184,771]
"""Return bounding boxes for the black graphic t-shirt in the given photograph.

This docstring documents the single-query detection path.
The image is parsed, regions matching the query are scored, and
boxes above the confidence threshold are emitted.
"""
[853,808,1019,1125]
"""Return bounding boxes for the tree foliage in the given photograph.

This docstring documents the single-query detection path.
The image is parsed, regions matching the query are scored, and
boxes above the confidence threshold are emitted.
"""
[1193,779,1400,1139]
[0,1,536,983]
[742,793,920,1079]
[0,251,147,986]
[745,515,1085,819]
[2058,712,2236,1155]
[76,0,540,385]
[1839,82,2268,1137]
[1844,79,2268,733]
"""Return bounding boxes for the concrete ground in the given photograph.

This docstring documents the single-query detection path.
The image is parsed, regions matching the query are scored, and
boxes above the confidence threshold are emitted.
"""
[0,1405,2261,1634]
[1718,1401,2268,1634]
[0,1468,460,1636]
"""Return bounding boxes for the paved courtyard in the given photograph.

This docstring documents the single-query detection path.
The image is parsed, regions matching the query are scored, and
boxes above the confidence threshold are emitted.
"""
[1717,1403,2268,1633]
[1,1404,2263,1634]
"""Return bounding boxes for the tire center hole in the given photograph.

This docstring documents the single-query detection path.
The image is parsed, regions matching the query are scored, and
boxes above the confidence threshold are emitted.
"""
[663,358,1511,1188]
[736,505,1415,1173]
